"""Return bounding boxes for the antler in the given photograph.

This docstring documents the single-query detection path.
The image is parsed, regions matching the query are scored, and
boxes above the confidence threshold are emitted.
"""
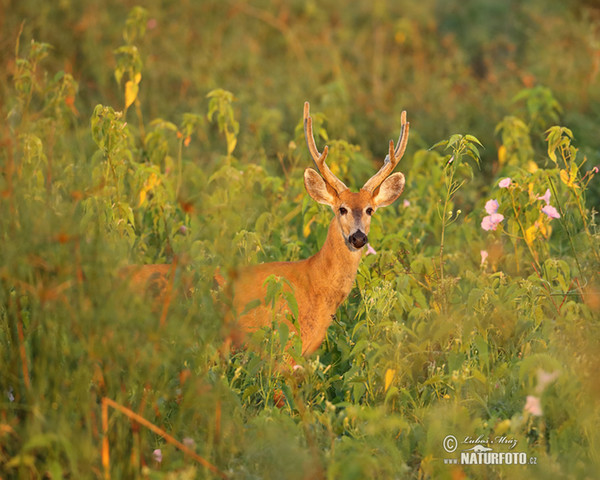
[362,111,410,193]
[304,102,348,194]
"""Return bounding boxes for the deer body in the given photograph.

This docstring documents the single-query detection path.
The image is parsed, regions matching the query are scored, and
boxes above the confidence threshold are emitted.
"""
[125,102,409,358]
[232,216,363,356]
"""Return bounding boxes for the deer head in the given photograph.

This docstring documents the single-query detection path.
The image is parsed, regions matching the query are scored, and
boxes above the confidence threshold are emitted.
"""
[302,102,409,251]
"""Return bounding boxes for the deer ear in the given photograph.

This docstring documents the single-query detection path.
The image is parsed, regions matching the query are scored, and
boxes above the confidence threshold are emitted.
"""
[304,168,337,206]
[372,172,405,207]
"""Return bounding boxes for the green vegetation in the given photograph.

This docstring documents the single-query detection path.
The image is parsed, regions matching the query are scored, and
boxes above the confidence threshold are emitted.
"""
[1,1,599,478]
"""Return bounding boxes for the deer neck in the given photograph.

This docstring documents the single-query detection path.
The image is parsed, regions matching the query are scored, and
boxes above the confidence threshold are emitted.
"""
[308,218,363,299]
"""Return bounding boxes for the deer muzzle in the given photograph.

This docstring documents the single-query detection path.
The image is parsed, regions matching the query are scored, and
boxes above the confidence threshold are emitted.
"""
[349,230,368,249]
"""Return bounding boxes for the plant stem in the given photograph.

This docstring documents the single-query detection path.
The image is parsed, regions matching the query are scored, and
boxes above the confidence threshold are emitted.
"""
[509,190,540,271]
[547,179,585,278]
[439,166,457,310]
[568,182,600,264]
[176,136,184,198]
[439,172,454,285]
[135,98,146,142]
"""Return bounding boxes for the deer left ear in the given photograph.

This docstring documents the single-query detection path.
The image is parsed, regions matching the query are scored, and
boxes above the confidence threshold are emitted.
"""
[304,168,338,207]
[372,172,405,207]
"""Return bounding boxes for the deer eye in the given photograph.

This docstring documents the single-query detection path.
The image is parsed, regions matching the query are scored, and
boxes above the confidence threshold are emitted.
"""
[339,207,348,215]
[366,207,374,216]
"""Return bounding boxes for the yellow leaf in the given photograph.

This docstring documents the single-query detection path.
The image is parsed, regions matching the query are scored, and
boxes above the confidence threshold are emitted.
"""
[560,166,579,188]
[384,368,396,393]
[419,454,434,477]
[526,161,538,173]
[498,145,506,166]
[525,225,537,245]
[125,80,139,109]
[147,172,160,189]
[527,182,534,200]
[138,173,161,206]
[495,419,511,436]
[225,129,237,155]
[134,72,142,85]
[303,218,315,237]
[538,221,552,239]
[559,169,569,185]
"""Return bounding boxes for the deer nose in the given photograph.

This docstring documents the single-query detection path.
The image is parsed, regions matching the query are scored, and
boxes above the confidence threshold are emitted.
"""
[349,230,368,249]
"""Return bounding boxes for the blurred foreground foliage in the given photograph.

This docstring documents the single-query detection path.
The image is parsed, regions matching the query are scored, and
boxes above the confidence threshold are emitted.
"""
[1,1,600,479]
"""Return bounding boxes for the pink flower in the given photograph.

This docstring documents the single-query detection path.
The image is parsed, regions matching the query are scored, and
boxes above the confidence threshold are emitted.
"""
[537,189,551,205]
[485,199,500,215]
[498,177,512,188]
[536,370,559,393]
[524,395,543,416]
[592,166,599,174]
[365,244,377,256]
[153,449,163,463]
[480,250,488,265]
[537,190,560,219]
[542,205,560,219]
[482,199,504,231]
[481,213,505,231]
[403,199,410,207]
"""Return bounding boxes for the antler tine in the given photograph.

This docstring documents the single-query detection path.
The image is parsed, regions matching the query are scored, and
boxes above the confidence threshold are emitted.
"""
[303,102,348,194]
[362,111,409,193]
[393,111,410,160]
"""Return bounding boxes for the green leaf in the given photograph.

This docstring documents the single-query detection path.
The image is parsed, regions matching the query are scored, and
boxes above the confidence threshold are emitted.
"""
[6,454,37,469]
[23,433,61,451]
[384,386,399,404]
[240,299,262,316]
[473,335,489,372]
[242,384,260,401]
[150,118,178,131]
[518,353,562,386]
[465,134,483,147]
[278,321,289,349]
[447,134,463,150]
[429,139,448,150]
[246,356,264,377]
[352,382,366,401]
[350,339,369,357]
[283,291,299,319]
[255,212,273,236]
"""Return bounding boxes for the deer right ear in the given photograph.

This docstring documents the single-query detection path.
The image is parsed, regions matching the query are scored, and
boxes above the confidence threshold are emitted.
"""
[304,168,337,207]
[372,172,405,207]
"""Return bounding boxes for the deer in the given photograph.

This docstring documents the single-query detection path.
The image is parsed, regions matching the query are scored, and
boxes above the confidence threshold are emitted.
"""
[123,102,409,358]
